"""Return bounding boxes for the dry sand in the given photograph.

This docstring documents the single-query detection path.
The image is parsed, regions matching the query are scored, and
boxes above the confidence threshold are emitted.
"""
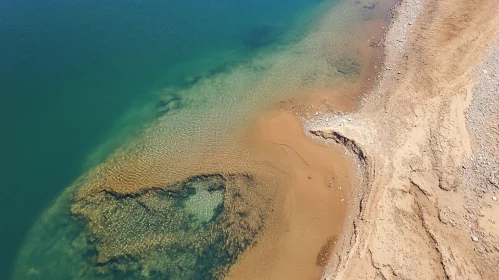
[305,0,499,279]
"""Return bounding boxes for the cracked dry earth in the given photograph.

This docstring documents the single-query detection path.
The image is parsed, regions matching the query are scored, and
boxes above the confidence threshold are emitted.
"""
[307,0,499,279]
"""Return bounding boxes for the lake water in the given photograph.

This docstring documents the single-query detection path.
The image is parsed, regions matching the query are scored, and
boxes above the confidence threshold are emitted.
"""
[0,0,392,279]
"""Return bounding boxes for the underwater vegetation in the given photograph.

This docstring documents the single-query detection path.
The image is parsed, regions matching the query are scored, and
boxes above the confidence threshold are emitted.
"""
[67,173,272,279]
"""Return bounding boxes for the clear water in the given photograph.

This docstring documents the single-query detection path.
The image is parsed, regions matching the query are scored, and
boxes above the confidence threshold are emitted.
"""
[1,0,385,279]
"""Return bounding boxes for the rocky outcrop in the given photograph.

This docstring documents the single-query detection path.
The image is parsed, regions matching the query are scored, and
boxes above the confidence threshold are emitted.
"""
[307,0,499,279]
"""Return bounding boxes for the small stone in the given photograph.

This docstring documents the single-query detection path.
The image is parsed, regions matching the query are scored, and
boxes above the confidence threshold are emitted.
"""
[493,196,497,201]
[472,236,479,242]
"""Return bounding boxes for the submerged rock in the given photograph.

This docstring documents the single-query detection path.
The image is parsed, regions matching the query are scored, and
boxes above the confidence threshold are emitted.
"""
[335,57,361,75]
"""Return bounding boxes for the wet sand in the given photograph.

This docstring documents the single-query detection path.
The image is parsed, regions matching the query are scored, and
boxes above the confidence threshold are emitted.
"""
[225,107,354,280]
[71,98,357,279]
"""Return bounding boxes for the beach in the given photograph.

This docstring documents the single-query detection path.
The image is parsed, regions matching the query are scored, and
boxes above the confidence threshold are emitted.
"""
[307,0,499,278]
[8,0,499,279]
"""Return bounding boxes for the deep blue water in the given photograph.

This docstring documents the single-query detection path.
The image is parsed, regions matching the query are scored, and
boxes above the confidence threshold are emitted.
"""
[0,0,329,278]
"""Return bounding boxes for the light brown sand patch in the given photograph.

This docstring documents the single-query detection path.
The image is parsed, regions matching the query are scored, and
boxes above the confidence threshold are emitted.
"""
[226,109,354,280]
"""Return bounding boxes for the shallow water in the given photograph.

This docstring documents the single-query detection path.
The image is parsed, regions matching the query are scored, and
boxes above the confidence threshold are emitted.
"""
[2,0,394,279]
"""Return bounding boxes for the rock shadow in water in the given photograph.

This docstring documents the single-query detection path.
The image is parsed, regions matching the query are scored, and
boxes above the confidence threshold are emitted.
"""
[243,25,281,50]
[155,91,186,118]
[331,57,361,75]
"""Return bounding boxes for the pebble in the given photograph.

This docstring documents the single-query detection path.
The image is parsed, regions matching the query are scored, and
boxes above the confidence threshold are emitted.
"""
[493,196,497,201]
[472,236,479,242]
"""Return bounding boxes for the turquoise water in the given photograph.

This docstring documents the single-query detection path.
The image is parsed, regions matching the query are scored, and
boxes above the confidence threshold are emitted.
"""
[1,0,387,279]
[0,0,337,278]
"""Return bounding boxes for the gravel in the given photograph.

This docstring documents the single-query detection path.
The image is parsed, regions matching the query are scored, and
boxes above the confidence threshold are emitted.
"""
[461,41,499,269]
[462,42,499,197]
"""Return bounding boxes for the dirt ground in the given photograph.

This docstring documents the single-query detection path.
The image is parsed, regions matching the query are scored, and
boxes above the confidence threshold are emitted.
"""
[306,0,499,279]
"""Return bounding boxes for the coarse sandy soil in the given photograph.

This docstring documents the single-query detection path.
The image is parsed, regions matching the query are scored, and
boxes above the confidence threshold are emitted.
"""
[305,0,499,279]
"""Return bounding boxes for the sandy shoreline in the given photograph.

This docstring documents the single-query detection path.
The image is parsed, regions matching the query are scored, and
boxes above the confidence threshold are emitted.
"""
[14,0,402,279]
[70,1,398,279]
[307,0,499,278]
[13,0,498,279]
[226,1,401,278]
